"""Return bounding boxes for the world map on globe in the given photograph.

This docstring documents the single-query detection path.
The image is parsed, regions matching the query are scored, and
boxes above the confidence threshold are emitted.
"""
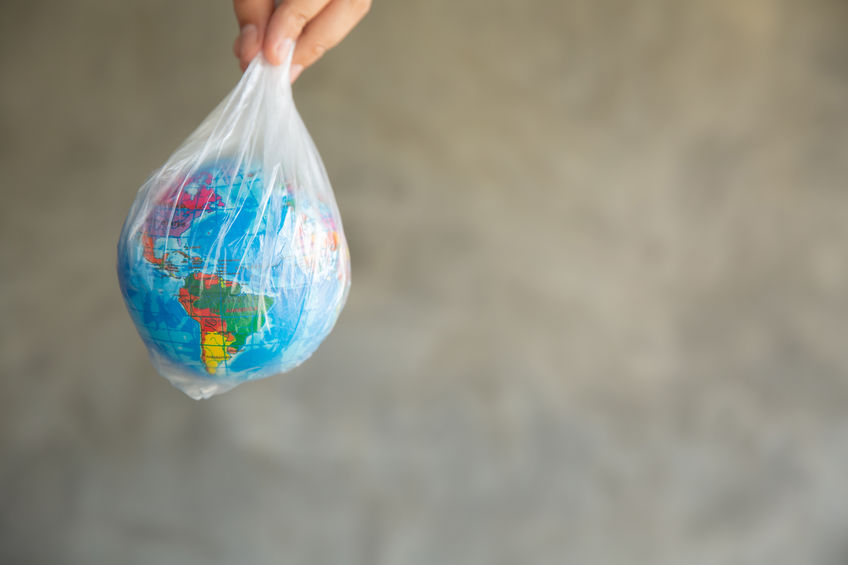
[117,161,350,390]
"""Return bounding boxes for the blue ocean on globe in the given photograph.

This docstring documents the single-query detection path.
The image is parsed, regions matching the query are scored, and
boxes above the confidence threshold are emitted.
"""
[117,160,350,395]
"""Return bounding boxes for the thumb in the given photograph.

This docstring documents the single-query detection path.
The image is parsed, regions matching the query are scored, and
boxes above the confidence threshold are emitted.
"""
[233,0,274,70]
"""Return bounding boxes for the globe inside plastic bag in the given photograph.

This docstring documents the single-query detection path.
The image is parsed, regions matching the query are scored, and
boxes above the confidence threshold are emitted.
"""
[117,53,350,399]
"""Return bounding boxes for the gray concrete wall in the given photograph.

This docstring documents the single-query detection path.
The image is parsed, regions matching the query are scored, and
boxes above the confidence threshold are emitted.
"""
[2,0,848,563]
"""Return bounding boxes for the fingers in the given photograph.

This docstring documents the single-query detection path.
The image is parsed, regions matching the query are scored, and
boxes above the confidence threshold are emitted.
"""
[232,0,274,70]
[290,0,371,81]
[234,0,371,77]
[263,0,331,65]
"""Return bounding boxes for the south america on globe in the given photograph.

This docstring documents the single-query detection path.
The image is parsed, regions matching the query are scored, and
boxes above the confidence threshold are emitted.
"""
[117,160,350,398]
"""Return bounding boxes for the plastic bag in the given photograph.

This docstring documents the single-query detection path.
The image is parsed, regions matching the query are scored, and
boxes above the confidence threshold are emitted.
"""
[117,52,350,399]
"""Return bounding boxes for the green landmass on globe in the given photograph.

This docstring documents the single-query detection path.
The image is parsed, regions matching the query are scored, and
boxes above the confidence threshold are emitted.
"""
[178,272,274,373]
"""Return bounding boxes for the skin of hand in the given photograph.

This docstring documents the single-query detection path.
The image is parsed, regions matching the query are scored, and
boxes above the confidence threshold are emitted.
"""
[232,0,371,82]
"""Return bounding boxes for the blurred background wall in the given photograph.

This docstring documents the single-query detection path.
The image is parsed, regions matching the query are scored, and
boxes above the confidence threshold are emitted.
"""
[2,0,848,563]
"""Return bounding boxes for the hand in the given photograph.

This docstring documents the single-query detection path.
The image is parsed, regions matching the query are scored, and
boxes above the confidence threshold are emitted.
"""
[232,0,371,82]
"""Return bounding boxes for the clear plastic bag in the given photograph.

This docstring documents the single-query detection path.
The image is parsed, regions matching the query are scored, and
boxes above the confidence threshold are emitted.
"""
[117,52,350,399]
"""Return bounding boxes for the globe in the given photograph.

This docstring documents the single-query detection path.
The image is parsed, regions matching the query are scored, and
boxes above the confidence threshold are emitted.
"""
[117,161,350,398]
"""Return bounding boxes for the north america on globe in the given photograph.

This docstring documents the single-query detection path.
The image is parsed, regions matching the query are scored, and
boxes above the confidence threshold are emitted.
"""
[141,179,224,275]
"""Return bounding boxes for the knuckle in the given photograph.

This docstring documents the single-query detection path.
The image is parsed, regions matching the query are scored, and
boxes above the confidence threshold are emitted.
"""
[284,8,310,32]
[311,43,328,58]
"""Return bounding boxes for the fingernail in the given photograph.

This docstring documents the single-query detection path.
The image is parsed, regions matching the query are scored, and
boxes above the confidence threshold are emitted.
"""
[276,38,293,63]
[238,24,258,58]
[290,64,304,83]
